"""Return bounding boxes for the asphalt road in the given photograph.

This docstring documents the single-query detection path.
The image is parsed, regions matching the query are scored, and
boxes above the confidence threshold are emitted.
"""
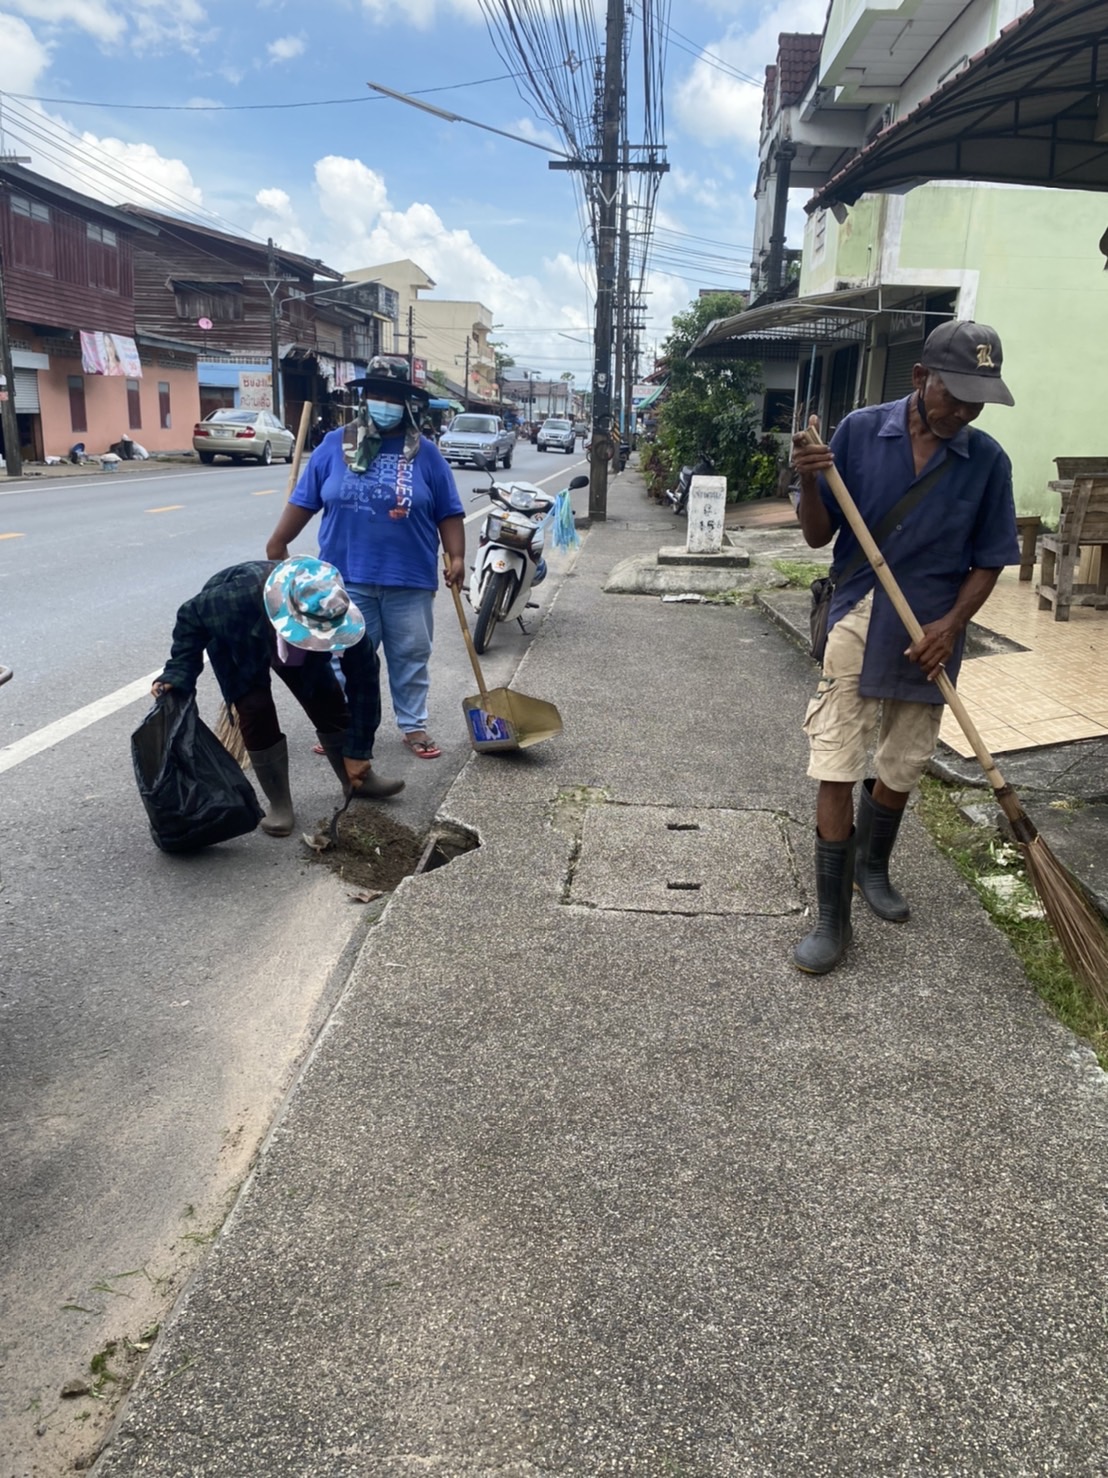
[0,438,588,1473]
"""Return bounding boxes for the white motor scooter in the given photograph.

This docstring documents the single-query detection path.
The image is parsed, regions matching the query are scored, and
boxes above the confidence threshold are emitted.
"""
[468,466,588,654]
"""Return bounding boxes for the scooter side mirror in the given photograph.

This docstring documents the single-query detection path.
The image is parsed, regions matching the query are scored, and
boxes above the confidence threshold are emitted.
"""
[569,475,589,490]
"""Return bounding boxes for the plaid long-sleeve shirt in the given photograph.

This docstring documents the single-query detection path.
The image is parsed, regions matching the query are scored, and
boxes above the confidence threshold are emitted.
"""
[156,562,381,759]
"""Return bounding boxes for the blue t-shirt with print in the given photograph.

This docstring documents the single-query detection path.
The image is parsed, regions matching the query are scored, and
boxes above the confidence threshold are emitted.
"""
[819,395,1019,704]
[289,428,464,591]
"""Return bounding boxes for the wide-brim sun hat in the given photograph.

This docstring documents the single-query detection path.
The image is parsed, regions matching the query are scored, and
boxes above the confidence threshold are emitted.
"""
[264,557,365,652]
[346,353,430,404]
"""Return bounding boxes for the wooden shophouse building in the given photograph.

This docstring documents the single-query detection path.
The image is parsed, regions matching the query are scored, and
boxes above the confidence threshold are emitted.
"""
[0,162,200,462]
[121,209,398,432]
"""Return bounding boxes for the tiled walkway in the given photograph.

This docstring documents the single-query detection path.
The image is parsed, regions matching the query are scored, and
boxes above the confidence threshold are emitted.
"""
[717,496,1108,760]
[941,570,1108,757]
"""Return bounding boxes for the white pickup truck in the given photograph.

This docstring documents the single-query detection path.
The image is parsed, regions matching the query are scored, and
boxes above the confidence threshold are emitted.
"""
[439,413,515,470]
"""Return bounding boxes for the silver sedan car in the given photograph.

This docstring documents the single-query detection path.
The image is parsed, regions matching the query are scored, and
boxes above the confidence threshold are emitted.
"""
[193,409,296,465]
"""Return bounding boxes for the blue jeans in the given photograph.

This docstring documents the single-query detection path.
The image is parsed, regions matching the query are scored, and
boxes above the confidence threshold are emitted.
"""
[345,583,435,734]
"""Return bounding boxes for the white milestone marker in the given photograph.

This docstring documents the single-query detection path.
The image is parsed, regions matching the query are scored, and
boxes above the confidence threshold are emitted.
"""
[686,474,727,554]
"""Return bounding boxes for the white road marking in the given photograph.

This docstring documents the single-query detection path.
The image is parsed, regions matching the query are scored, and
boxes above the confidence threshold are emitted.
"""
[0,469,228,498]
[0,671,162,774]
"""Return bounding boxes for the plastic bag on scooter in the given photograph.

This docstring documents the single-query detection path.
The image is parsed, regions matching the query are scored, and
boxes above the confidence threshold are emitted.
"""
[131,690,263,852]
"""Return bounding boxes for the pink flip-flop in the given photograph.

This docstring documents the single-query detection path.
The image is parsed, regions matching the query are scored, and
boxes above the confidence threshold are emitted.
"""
[402,731,442,759]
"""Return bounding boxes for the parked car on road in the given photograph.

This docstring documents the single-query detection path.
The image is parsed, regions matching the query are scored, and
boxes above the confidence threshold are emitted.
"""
[193,409,295,466]
[537,418,576,454]
[440,413,515,469]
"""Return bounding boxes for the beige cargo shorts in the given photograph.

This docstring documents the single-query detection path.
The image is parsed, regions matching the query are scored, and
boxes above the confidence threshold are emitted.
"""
[803,592,944,794]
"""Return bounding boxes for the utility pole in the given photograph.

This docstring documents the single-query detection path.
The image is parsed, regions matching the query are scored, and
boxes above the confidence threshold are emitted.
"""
[546,0,667,518]
[463,336,471,410]
[407,305,415,376]
[583,0,624,520]
[267,238,281,420]
[0,245,22,477]
[613,138,630,449]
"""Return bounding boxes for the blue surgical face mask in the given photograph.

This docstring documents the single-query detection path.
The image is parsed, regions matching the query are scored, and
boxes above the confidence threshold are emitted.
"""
[366,400,405,431]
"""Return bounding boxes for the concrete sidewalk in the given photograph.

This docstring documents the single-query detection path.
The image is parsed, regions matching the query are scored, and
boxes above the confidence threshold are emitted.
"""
[95,469,1108,1476]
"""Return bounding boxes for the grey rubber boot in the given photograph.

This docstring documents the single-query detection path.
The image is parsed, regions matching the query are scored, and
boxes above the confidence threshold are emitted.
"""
[315,731,405,800]
[854,778,909,922]
[794,832,855,975]
[247,736,295,837]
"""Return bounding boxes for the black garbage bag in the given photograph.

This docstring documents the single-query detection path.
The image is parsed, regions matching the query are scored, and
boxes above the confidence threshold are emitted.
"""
[131,690,263,852]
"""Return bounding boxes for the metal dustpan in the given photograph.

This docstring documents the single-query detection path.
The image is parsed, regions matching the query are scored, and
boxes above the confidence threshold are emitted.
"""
[448,577,562,751]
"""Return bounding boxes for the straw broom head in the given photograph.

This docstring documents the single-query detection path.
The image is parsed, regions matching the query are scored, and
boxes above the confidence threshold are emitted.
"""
[214,701,250,770]
[1021,833,1108,1010]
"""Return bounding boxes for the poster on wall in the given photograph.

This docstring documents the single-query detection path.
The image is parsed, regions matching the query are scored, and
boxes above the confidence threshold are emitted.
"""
[80,331,142,378]
[239,372,273,410]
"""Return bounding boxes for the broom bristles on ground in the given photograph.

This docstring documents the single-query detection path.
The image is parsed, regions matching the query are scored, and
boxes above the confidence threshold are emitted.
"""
[1023,835,1108,1009]
[214,702,249,770]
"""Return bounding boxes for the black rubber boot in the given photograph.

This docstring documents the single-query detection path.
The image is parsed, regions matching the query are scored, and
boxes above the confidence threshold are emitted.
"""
[854,778,909,922]
[315,731,405,800]
[794,832,855,975]
[247,736,295,837]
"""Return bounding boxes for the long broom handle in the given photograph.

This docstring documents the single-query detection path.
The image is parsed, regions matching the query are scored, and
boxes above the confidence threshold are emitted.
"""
[286,400,313,495]
[802,426,1027,828]
[445,553,491,702]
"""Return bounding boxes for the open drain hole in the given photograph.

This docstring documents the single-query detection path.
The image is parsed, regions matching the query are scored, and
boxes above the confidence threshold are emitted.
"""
[417,824,480,874]
[303,810,479,892]
[666,822,701,831]
[666,881,702,891]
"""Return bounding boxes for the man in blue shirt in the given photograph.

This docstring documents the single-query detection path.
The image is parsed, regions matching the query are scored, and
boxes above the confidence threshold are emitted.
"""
[790,320,1020,974]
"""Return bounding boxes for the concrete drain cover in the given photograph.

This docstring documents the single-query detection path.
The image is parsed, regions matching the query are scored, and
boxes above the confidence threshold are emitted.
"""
[569,806,802,915]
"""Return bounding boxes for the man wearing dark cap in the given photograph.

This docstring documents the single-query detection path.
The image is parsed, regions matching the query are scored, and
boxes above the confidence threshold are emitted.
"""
[789,320,1020,975]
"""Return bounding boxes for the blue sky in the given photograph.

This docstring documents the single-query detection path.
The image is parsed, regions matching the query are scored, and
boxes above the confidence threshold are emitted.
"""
[0,0,823,381]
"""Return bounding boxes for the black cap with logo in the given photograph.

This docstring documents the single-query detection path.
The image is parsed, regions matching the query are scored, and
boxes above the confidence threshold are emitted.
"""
[920,320,1014,407]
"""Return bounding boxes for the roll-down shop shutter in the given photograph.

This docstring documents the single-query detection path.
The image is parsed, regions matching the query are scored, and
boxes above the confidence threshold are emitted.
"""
[13,368,40,413]
[882,339,922,402]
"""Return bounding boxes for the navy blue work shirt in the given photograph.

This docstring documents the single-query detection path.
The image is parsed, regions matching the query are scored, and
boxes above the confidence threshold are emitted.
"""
[820,395,1019,704]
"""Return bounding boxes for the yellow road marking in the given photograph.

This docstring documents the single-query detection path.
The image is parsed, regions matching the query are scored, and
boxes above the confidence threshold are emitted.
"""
[0,532,25,540]
[145,504,184,514]
[252,489,277,496]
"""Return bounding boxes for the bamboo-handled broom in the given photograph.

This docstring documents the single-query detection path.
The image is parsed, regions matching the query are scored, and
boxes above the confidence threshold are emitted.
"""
[803,424,1108,1005]
[216,400,316,771]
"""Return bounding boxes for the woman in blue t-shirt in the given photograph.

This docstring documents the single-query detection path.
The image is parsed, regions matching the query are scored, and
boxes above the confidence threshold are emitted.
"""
[267,358,466,759]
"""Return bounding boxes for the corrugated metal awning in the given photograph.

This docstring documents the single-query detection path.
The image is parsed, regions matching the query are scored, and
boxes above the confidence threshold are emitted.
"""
[808,0,1108,211]
[689,285,953,356]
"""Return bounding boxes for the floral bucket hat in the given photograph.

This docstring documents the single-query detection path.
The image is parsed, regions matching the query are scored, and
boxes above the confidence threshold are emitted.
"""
[263,557,365,652]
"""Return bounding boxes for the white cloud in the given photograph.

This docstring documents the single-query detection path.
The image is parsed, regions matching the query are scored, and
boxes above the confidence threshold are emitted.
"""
[5,0,210,52]
[5,0,123,43]
[673,0,826,149]
[358,0,483,24]
[252,185,312,254]
[130,0,208,53]
[266,31,304,61]
[246,155,599,375]
[12,102,206,210]
[0,12,53,90]
[512,116,564,156]
[79,132,203,208]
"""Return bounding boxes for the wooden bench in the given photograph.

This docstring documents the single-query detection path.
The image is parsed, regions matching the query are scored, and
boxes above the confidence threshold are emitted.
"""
[1037,475,1108,620]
